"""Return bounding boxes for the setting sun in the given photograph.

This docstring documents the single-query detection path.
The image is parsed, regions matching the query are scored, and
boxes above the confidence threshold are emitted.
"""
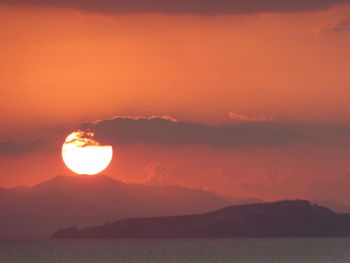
[62,130,113,175]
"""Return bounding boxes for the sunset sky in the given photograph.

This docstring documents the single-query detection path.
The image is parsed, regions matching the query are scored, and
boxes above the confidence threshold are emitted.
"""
[1,0,350,204]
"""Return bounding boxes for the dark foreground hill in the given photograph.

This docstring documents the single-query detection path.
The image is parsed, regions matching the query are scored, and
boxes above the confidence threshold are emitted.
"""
[51,200,350,239]
[0,175,229,239]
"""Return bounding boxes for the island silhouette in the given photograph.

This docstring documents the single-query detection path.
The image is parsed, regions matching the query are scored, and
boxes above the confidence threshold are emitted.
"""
[51,200,350,239]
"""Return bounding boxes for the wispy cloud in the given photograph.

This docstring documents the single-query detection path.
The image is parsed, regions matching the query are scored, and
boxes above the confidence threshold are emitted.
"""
[309,13,350,39]
[229,112,275,123]
[91,115,177,124]
[140,162,178,186]
[235,168,290,190]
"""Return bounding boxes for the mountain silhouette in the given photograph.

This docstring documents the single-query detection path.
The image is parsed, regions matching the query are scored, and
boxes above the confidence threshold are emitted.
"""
[0,175,230,239]
[311,199,350,214]
[51,200,350,239]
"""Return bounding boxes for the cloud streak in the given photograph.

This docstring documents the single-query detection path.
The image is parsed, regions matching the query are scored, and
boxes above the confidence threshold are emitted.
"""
[1,0,350,15]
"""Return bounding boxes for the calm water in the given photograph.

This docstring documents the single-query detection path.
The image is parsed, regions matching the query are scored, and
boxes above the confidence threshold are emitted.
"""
[1,238,350,263]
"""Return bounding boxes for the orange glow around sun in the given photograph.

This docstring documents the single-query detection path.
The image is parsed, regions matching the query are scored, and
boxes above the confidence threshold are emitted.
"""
[62,130,113,175]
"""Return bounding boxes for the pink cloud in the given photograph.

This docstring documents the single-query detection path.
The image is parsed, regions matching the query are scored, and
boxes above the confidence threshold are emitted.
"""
[229,112,275,122]
[309,13,350,39]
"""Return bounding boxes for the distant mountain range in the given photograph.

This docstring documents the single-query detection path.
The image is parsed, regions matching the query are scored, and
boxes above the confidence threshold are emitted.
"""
[0,175,229,239]
[51,200,350,239]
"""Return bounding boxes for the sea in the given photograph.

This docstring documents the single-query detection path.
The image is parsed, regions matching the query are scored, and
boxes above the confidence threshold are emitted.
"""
[1,238,350,263]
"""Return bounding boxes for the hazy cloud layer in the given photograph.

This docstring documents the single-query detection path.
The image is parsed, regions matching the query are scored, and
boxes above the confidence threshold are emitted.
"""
[0,139,48,156]
[3,116,350,156]
[81,116,303,148]
[81,116,350,149]
[1,0,350,15]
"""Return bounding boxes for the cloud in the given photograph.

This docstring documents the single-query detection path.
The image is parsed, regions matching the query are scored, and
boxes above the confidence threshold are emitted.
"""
[235,168,290,190]
[229,112,274,122]
[140,162,177,186]
[309,13,350,38]
[80,116,302,148]
[0,139,48,156]
[202,166,292,200]
[207,167,289,190]
[1,0,349,15]
[92,115,178,123]
[80,115,350,149]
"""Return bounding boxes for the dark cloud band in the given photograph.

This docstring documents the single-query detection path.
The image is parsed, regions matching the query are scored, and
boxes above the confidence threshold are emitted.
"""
[2,117,350,155]
[80,117,302,148]
[1,0,349,15]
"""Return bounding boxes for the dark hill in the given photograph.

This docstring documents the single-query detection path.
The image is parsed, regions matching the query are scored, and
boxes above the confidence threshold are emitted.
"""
[0,175,229,239]
[51,200,350,239]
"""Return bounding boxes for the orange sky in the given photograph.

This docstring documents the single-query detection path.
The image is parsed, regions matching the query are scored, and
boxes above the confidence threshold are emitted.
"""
[1,2,350,204]
[1,4,350,133]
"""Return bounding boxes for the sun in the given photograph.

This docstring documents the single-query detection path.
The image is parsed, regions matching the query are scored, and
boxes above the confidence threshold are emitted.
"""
[62,130,113,175]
